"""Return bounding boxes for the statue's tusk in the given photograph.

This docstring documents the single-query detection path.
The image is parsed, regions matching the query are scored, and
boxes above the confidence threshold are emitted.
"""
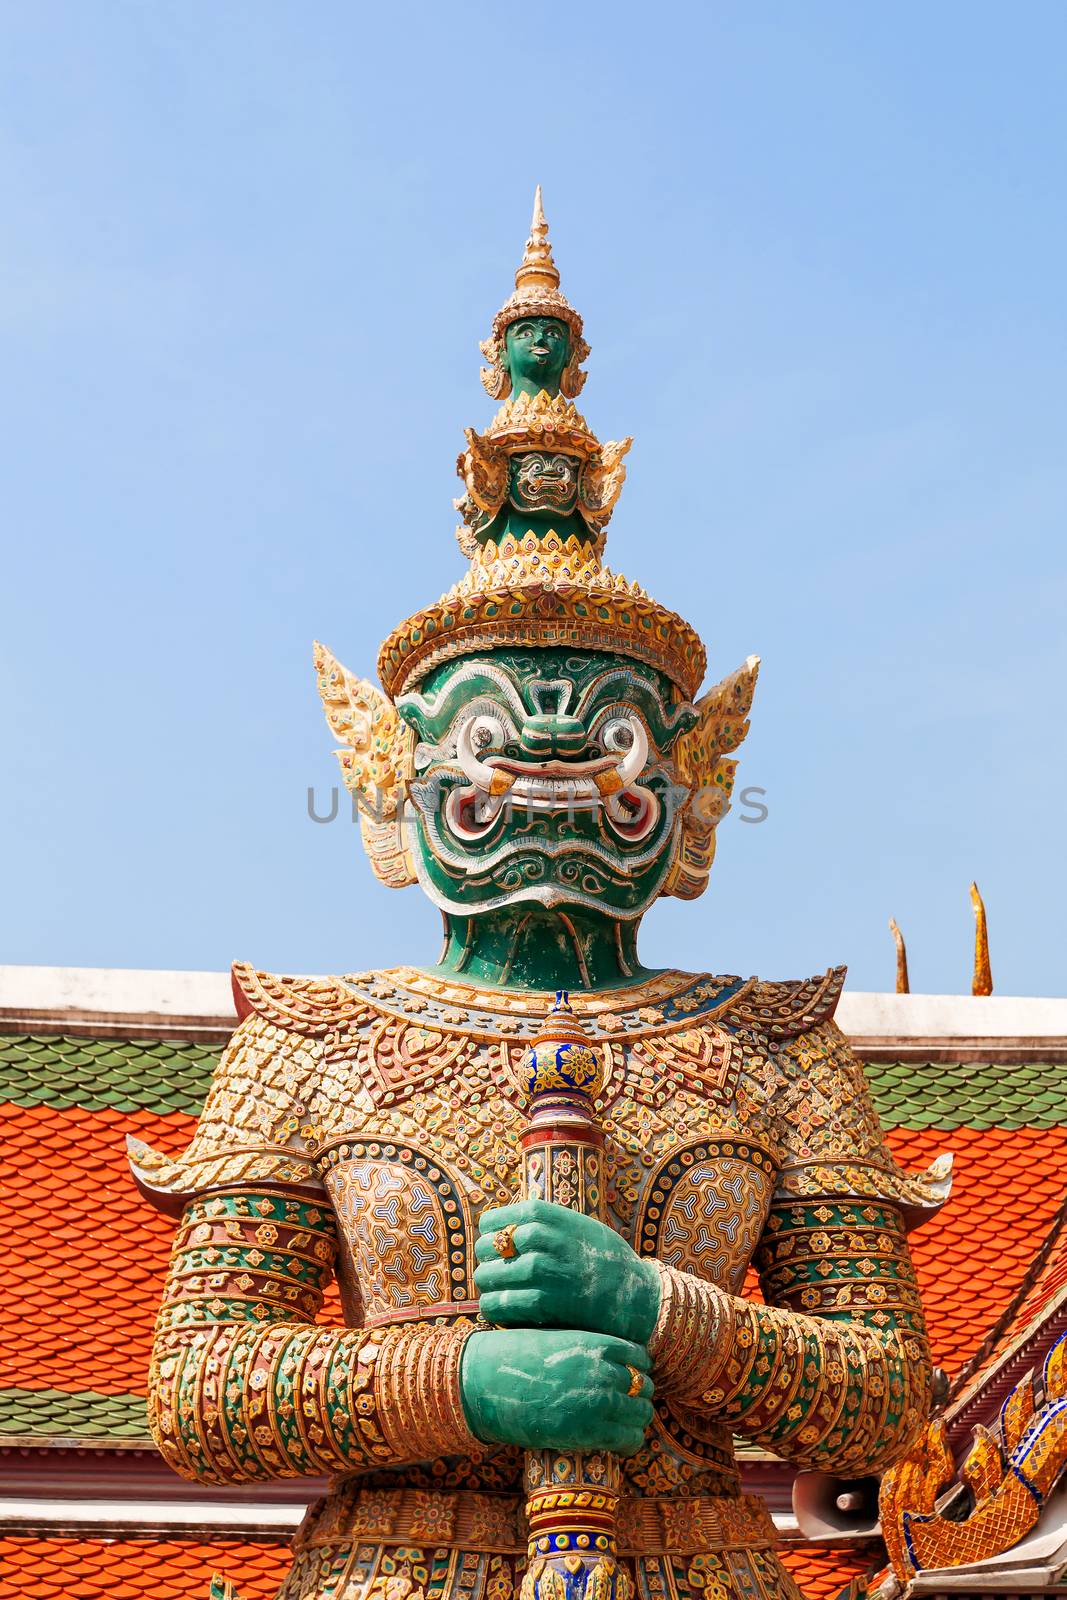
[599,719,656,836]
[455,721,515,797]
[614,717,648,786]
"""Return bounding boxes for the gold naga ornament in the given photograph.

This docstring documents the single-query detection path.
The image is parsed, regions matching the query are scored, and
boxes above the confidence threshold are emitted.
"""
[880,1330,1067,1584]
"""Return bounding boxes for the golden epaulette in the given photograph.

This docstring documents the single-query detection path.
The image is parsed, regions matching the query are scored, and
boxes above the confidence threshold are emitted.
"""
[231,962,368,1036]
[721,966,847,1040]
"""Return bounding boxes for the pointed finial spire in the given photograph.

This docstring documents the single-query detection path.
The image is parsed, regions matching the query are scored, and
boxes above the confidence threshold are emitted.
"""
[515,185,561,295]
[888,917,910,994]
[970,882,993,995]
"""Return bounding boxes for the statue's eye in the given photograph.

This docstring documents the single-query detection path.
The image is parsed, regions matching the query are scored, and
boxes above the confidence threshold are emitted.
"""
[470,714,507,753]
[599,716,636,754]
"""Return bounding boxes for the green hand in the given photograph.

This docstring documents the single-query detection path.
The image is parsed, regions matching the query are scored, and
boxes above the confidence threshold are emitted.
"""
[460,1328,653,1455]
[474,1199,661,1345]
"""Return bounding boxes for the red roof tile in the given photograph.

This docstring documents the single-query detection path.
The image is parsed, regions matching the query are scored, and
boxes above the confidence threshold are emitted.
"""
[4,1104,192,1394]
[0,1536,290,1599]
[778,1540,882,1600]
[885,1126,1066,1373]
[2,1102,341,1404]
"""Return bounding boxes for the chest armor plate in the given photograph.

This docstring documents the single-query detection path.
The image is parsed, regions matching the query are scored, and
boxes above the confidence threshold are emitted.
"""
[306,973,787,1325]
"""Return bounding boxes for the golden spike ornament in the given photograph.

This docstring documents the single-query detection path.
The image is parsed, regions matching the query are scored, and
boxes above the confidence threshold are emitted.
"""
[888,917,910,993]
[970,880,993,995]
[516,184,560,298]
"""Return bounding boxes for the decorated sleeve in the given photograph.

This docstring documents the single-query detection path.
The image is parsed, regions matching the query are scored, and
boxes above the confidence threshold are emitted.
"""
[647,1012,941,1475]
[137,970,478,1483]
[648,1196,932,1475]
[148,1186,479,1484]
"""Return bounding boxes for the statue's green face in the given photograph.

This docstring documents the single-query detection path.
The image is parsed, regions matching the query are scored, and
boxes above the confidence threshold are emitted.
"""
[397,649,697,918]
[504,316,570,397]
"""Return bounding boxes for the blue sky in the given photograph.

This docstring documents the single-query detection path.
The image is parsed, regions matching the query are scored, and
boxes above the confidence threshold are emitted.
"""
[3,3,1065,995]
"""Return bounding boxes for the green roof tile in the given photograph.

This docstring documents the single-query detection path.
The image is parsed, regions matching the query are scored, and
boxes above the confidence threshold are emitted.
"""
[866,1056,1067,1129]
[0,1034,216,1114]
[0,1386,149,1441]
[0,1032,1064,1129]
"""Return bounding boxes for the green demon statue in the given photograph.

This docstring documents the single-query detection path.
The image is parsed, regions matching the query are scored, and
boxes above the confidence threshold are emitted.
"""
[132,190,948,1600]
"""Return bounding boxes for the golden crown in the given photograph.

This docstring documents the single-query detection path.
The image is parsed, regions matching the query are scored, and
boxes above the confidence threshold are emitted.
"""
[377,530,706,701]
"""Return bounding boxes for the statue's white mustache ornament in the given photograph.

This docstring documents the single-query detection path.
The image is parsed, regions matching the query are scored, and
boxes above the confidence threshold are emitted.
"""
[447,711,659,842]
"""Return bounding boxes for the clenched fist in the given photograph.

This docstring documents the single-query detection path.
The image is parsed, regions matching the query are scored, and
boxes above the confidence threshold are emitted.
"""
[474,1199,661,1345]
[460,1328,654,1455]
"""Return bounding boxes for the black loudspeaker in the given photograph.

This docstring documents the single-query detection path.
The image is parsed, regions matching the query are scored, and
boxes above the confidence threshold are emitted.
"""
[792,1472,882,1538]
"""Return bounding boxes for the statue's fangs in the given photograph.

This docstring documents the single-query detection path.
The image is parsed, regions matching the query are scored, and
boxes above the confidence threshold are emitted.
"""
[131,190,950,1600]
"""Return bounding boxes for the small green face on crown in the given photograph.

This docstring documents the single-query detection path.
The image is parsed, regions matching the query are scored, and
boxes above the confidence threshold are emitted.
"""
[397,647,698,920]
[504,316,570,398]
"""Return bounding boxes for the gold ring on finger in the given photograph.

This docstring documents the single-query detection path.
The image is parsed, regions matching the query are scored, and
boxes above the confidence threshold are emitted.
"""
[626,1365,644,1398]
[493,1224,518,1259]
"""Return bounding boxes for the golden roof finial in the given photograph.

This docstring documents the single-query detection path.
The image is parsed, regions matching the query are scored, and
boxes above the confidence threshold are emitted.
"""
[970,881,993,995]
[514,185,561,296]
[888,917,910,994]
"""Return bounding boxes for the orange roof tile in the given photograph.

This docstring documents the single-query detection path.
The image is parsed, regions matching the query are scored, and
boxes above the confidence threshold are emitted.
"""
[0,1535,290,1600]
[0,1535,886,1600]
[2,1101,342,1412]
[4,1104,192,1395]
[778,1540,882,1600]
[885,1126,1066,1373]
[999,1203,1067,1338]
[946,1197,1067,1412]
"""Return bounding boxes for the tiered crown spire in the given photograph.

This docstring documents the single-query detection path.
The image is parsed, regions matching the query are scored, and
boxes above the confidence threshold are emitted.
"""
[378,194,708,701]
[480,188,590,400]
[514,186,561,297]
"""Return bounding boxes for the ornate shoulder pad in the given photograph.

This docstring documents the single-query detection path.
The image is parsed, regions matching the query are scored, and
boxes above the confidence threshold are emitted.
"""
[128,1007,329,1216]
[231,962,371,1036]
[771,1017,952,1228]
[722,966,847,1040]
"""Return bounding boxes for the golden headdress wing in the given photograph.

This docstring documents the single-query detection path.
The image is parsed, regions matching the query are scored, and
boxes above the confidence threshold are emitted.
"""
[313,641,416,888]
[665,654,760,901]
